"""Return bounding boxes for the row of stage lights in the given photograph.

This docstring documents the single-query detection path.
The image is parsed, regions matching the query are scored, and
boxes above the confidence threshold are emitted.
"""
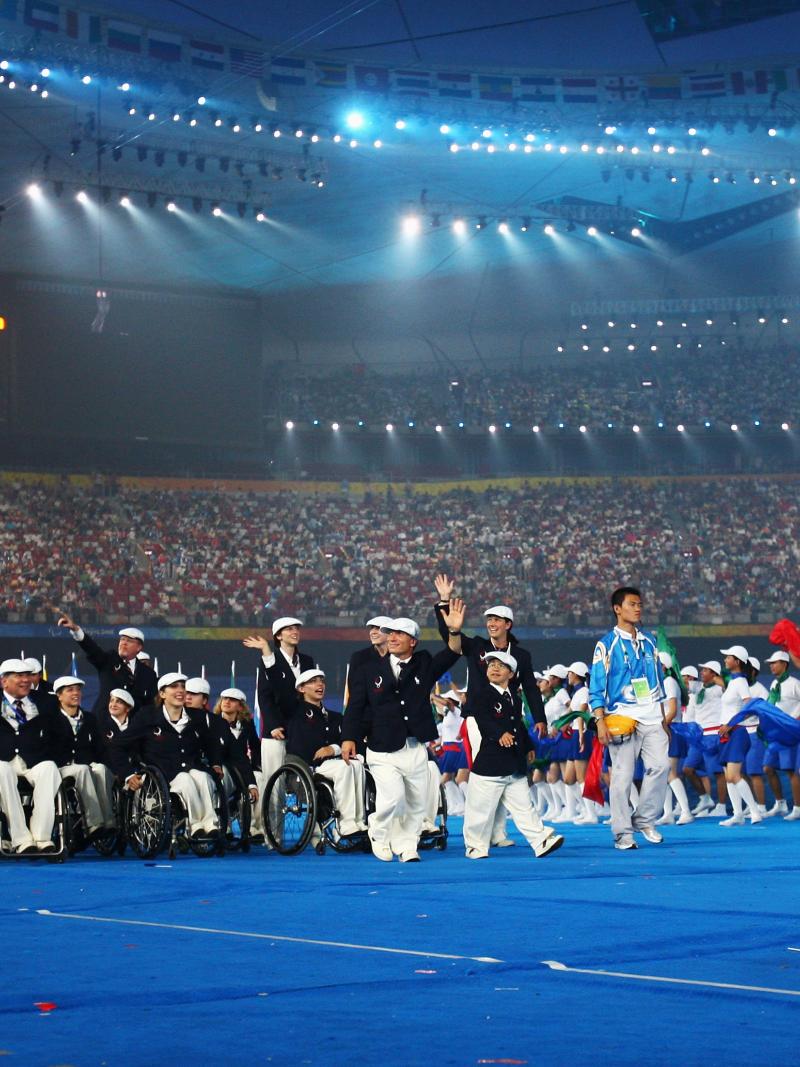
[283,419,793,433]
[24,182,269,220]
[401,211,800,237]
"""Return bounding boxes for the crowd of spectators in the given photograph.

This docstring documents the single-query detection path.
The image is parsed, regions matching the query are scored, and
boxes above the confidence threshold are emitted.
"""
[2,474,798,628]
[269,347,799,431]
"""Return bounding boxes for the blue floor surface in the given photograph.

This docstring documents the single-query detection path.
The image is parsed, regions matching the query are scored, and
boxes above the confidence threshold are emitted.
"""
[2,816,798,1067]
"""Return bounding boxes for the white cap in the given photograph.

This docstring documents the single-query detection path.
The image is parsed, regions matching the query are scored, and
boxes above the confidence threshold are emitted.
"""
[53,675,85,692]
[720,645,749,664]
[699,660,722,675]
[185,677,211,696]
[136,650,151,661]
[748,656,761,672]
[766,650,790,664]
[158,672,187,689]
[546,663,569,680]
[485,649,518,674]
[534,670,544,681]
[567,661,589,678]
[366,615,394,629]
[23,657,42,673]
[110,687,135,707]
[388,617,419,639]
[220,687,247,702]
[681,665,699,679]
[296,668,325,689]
[0,658,30,675]
[119,627,145,642]
[484,605,514,623]
[272,616,303,635]
[658,651,673,670]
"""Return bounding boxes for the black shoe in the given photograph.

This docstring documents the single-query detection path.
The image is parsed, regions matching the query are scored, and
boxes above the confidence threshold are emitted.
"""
[17,844,39,855]
[36,842,57,854]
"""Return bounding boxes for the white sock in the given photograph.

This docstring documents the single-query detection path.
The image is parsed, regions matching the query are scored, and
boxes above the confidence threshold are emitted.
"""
[735,778,758,815]
[458,780,469,802]
[727,783,743,818]
[553,781,567,809]
[661,790,674,819]
[669,777,692,816]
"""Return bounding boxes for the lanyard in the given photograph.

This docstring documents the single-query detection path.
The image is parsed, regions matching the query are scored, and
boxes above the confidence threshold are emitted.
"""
[617,630,646,678]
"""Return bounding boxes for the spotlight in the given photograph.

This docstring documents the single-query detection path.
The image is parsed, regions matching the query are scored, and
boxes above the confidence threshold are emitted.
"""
[489,424,496,433]
[439,124,450,135]
[395,119,406,130]
[730,423,738,431]
[197,96,206,105]
[166,201,177,212]
[435,424,443,433]
[632,424,640,433]
[587,225,598,236]
[677,424,685,432]
[782,422,790,431]
[402,215,421,235]
[41,67,50,78]
[255,210,267,222]
[631,226,641,237]
[345,111,365,130]
[212,204,223,217]
[386,423,394,431]
[26,182,41,198]
[532,425,540,433]
[331,422,340,431]
[544,223,555,235]
[81,74,92,85]
[119,195,131,207]
[453,218,466,234]
[75,189,88,203]
[498,221,509,234]
[285,421,294,430]
[579,425,587,433]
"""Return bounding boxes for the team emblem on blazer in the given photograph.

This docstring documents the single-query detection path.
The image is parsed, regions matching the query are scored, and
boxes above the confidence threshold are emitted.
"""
[106,730,114,740]
[494,701,504,716]
[306,708,315,719]
[153,727,162,736]
[374,676,383,689]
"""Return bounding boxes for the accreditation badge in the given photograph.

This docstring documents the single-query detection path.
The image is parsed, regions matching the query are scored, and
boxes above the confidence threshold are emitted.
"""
[631,676,651,705]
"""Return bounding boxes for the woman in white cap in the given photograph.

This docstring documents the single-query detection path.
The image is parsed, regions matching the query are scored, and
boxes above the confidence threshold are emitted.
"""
[50,676,116,839]
[288,669,367,838]
[683,661,727,818]
[763,650,800,820]
[743,657,769,817]
[127,673,222,839]
[564,662,599,824]
[717,646,762,825]
[212,688,265,841]
[97,689,143,792]
[463,651,563,860]
[540,665,572,821]
[655,652,694,827]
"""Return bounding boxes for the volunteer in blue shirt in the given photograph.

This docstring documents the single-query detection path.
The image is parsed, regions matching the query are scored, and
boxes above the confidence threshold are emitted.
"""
[589,586,669,851]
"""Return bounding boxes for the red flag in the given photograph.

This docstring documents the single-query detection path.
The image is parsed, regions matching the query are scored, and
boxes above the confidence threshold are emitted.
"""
[582,738,605,804]
[769,618,800,657]
[460,719,473,769]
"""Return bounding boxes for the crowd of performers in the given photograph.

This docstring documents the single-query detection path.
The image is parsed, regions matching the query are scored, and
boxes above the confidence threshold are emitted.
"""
[2,581,800,859]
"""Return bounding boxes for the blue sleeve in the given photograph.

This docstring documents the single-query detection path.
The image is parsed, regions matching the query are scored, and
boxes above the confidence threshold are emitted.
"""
[588,640,609,711]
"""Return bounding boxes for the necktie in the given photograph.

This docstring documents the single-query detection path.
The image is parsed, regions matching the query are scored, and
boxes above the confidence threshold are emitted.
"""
[292,654,299,668]
[12,700,27,726]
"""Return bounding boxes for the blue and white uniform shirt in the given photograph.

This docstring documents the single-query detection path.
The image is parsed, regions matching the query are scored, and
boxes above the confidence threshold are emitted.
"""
[589,626,665,725]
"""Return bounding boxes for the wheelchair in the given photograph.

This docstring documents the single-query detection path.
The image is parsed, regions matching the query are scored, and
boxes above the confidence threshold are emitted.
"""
[123,764,228,859]
[221,764,253,853]
[60,774,125,858]
[0,777,70,862]
[262,756,373,856]
[418,777,449,852]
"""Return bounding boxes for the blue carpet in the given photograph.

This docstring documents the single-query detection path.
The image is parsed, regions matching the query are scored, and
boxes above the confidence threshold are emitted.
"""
[2,816,798,1067]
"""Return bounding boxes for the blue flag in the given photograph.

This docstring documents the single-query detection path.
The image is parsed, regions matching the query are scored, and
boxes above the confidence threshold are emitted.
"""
[670,721,704,746]
[728,698,800,746]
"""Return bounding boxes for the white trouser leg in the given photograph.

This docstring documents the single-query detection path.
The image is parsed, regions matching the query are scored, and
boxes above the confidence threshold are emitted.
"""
[251,770,267,832]
[170,770,216,834]
[60,764,105,830]
[0,760,34,849]
[608,738,637,839]
[316,758,367,835]
[632,722,670,830]
[20,760,61,845]
[367,741,429,854]
[501,775,555,851]
[444,779,464,815]
[463,774,505,855]
[91,763,116,827]
[423,760,441,830]
[260,738,287,782]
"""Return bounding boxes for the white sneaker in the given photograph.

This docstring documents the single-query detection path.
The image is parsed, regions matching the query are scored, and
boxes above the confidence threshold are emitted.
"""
[614,836,638,851]
[749,811,763,824]
[720,815,745,826]
[399,850,420,863]
[491,837,516,848]
[676,811,695,825]
[534,833,564,858]
[636,826,663,844]
[655,811,675,826]
[692,796,713,816]
[371,841,393,862]
[466,847,488,859]
[784,807,800,821]
[707,804,728,818]
[765,800,788,817]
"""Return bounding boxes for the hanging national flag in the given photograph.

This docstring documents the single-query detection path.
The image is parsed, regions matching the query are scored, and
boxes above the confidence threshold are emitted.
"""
[604,75,641,101]
[153,656,159,676]
[1,0,18,21]
[314,60,348,87]
[230,659,236,687]
[561,76,598,103]
[477,74,513,102]
[354,65,389,93]
[41,654,47,682]
[644,73,682,100]
[686,72,726,98]
[147,29,182,64]
[107,18,142,53]
[190,38,225,70]
[269,55,308,85]
[24,0,58,32]
[342,663,350,711]
[657,626,687,705]
[582,738,605,804]
[201,664,206,680]
[64,7,100,41]
[252,667,262,737]
[517,75,557,103]
[70,651,78,677]
[769,617,800,658]
[436,71,473,98]
[730,69,769,96]
[230,46,263,77]
[391,68,431,95]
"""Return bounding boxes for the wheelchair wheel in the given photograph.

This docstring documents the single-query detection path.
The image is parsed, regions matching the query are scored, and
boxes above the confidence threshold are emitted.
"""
[419,784,448,851]
[46,783,70,863]
[223,766,252,853]
[125,766,172,859]
[263,759,317,855]
[188,774,227,857]
[62,778,89,856]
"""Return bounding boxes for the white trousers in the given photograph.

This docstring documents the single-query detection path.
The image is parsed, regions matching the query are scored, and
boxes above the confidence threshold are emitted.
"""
[170,769,217,835]
[608,720,670,840]
[367,740,428,854]
[261,738,287,784]
[222,767,267,833]
[60,763,115,831]
[467,717,509,843]
[464,773,553,857]
[316,757,367,836]
[0,757,61,848]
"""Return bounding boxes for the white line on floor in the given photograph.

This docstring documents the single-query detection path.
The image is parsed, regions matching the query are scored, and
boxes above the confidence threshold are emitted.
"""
[35,910,503,963]
[541,960,800,997]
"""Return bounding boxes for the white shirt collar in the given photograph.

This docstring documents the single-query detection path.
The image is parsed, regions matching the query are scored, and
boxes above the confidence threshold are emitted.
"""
[489,682,509,696]
[163,706,189,730]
